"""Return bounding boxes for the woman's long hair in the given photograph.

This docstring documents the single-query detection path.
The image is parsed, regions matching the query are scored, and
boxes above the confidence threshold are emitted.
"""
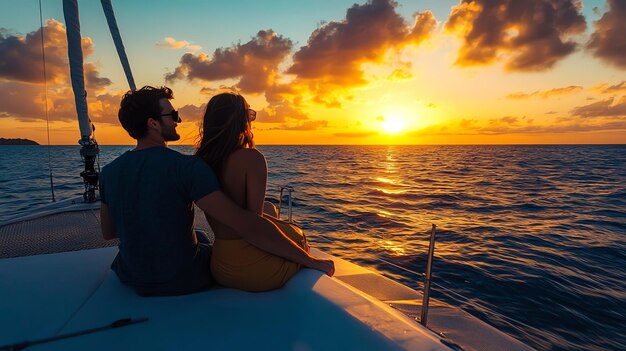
[195,92,254,176]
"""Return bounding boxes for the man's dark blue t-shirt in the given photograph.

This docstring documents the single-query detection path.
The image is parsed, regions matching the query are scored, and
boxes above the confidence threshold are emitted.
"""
[99,146,219,295]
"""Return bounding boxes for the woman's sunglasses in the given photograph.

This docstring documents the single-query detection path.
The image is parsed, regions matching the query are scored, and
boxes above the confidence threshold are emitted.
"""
[248,109,256,122]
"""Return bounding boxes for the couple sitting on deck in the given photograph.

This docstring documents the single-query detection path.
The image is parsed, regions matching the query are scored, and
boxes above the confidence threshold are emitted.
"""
[99,86,334,296]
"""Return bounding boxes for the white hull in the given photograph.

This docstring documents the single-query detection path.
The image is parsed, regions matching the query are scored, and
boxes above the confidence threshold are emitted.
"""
[0,199,534,350]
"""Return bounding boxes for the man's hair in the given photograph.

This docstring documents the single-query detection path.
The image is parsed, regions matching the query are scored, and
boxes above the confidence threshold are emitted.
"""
[118,86,174,139]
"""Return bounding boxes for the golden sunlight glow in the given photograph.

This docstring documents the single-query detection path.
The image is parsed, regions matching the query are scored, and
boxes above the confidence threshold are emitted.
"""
[381,118,406,134]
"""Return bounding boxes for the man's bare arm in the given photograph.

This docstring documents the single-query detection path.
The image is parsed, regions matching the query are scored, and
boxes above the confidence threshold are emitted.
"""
[196,191,334,276]
[100,203,118,240]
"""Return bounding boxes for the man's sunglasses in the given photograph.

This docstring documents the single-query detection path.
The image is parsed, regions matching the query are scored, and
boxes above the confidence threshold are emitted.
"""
[159,110,181,123]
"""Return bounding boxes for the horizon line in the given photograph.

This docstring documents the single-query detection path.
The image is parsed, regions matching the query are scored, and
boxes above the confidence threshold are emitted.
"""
[4,143,626,146]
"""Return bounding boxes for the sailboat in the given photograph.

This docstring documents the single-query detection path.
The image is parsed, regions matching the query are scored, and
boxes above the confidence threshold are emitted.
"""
[0,1,534,350]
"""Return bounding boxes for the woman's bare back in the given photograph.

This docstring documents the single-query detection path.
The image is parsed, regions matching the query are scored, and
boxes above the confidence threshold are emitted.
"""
[206,148,267,240]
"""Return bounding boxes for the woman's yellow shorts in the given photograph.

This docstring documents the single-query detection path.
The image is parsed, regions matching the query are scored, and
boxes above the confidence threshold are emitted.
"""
[211,219,307,292]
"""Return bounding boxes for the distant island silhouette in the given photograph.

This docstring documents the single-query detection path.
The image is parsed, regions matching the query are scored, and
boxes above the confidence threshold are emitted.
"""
[0,138,39,145]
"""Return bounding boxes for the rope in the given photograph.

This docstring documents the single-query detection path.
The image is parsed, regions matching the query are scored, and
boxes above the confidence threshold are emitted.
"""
[39,0,55,202]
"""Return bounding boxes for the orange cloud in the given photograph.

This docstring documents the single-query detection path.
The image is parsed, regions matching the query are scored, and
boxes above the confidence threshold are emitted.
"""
[387,69,413,81]
[411,116,626,136]
[257,102,309,124]
[155,37,201,51]
[587,0,626,69]
[445,0,586,71]
[0,20,117,124]
[166,30,292,94]
[591,81,626,95]
[288,0,436,87]
[199,85,239,96]
[166,0,437,129]
[0,20,95,84]
[506,85,583,99]
[260,0,436,127]
[273,120,329,131]
[256,84,310,124]
[571,96,626,118]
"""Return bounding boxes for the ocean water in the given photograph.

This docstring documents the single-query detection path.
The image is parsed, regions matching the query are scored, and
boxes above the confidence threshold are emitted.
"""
[1,144,625,350]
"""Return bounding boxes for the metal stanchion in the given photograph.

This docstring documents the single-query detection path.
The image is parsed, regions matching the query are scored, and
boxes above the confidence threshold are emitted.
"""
[420,224,437,326]
[277,186,295,223]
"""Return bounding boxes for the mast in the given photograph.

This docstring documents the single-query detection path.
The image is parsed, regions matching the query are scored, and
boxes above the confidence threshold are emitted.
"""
[100,0,136,90]
[63,0,99,202]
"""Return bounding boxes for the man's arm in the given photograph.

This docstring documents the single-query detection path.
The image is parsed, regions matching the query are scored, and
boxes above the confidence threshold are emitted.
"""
[243,149,267,216]
[196,191,334,276]
[100,203,118,240]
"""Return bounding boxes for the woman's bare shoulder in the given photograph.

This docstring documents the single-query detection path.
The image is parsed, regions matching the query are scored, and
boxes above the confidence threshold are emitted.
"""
[229,148,266,167]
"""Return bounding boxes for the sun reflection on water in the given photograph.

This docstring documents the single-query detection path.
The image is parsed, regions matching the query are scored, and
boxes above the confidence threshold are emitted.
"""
[376,188,408,194]
[375,177,397,184]
[379,239,407,257]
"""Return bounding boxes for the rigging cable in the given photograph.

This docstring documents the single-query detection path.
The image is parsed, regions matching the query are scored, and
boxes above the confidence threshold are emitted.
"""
[39,0,55,202]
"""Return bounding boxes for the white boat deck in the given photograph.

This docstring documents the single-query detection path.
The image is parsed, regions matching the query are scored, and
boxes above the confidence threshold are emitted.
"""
[0,202,534,350]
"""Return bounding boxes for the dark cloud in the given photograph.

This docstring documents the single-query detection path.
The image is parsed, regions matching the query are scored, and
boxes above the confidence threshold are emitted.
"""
[0,20,95,84]
[593,6,601,15]
[85,62,112,91]
[570,96,626,117]
[587,0,626,69]
[506,85,583,99]
[445,0,586,71]
[288,0,436,86]
[178,103,207,123]
[166,30,292,94]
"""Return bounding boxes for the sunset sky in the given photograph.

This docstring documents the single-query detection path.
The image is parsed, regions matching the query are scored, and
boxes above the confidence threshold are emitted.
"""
[0,0,624,145]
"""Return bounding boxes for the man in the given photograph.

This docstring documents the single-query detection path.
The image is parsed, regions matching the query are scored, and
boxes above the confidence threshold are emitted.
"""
[99,86,333,296]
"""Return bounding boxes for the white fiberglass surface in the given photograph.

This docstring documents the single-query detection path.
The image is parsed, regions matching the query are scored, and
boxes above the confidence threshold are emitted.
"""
[0,248,116,345]
[1,247,449,351]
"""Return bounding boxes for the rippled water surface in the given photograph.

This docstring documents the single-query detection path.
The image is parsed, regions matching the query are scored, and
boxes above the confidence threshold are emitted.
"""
[1,145,625,351]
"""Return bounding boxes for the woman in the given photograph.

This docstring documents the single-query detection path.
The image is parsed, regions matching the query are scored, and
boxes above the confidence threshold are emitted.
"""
[195,92,327,292]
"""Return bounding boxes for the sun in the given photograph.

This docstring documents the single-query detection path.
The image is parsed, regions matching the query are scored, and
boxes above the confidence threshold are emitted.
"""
[381,118,406,134]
